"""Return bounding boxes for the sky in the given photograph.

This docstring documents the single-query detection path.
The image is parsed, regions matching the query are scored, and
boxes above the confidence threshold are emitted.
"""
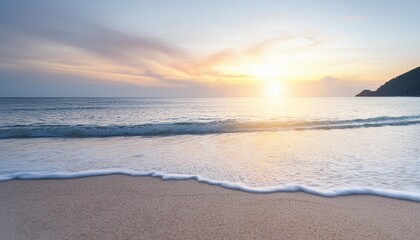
[0,0,419,97]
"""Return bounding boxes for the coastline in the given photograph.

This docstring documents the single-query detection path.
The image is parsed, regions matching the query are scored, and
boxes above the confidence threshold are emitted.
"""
[1,175,420,240]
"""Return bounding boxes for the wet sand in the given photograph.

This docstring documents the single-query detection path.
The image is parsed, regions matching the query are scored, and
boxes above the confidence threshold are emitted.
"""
[1,175,419,240]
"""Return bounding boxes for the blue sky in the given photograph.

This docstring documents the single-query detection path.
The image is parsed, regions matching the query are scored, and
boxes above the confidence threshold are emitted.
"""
[1,0,419,97]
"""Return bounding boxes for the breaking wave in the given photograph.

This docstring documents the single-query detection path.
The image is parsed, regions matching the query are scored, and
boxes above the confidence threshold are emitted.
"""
[1,115,419,139]
[2,169,420,202]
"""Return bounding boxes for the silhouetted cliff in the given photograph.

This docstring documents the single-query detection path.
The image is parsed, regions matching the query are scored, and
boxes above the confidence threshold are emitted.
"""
[356,66,420,96]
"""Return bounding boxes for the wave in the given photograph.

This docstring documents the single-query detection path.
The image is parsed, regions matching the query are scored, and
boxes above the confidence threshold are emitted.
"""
[1,169,420,202]
[1,115,420,139]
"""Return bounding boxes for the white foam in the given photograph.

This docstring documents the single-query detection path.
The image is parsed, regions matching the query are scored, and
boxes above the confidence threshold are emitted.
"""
[2,169,420,202]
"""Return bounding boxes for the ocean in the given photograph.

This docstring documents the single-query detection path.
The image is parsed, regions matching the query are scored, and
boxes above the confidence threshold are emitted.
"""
[1,97,419,200]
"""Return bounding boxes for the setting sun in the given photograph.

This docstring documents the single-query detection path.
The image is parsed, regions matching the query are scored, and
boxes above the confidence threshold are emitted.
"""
[265,81,284,98]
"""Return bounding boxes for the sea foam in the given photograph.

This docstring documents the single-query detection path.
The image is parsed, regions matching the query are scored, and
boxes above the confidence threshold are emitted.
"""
[2,169,420,202]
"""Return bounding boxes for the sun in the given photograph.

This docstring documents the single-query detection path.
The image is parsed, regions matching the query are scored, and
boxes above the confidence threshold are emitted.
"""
[265,81,284,98]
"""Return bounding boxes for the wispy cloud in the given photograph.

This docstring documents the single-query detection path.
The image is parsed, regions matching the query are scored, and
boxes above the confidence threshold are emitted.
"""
[0,1,374,97]
[0,2,192,86]
[0,3,326,89]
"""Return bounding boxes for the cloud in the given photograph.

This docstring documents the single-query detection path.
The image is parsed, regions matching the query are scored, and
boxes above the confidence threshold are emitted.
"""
[4,1,365,97]
[1,2,264,88]
[0,1,191,86]
[192,32,325,70]
[0,69,260,97]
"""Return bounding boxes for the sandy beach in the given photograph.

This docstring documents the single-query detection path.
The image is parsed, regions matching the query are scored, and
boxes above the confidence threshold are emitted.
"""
[0,175,419,240]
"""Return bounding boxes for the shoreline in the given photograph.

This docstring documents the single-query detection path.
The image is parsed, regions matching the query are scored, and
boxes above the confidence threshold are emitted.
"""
[2,171,420,202]
[1,175,420,239]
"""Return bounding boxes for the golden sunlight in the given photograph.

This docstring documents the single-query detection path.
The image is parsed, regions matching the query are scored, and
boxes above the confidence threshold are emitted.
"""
[265,80,284,98]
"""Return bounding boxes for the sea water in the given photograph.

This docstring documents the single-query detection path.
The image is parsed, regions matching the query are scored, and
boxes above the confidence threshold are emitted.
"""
[0,97,419,200]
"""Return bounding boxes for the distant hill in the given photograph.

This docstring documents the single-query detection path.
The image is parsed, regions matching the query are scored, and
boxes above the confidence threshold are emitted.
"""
[356,66,420,97]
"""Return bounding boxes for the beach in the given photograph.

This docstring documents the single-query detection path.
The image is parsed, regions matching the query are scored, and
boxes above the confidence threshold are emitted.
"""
[2,0,420,239]
[1,175,419,240]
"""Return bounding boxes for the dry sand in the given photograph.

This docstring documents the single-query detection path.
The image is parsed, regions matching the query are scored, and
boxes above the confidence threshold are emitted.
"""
[0,175,419,240]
